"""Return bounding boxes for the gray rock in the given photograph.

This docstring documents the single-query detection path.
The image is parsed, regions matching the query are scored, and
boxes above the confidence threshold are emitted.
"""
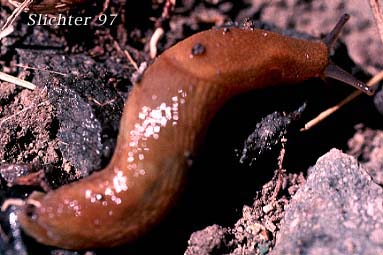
[271,149,383,255]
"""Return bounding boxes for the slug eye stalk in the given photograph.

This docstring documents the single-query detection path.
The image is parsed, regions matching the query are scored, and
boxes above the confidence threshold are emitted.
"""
[322,13,375,96]
[323,13,350,49]
[325,63,375,96]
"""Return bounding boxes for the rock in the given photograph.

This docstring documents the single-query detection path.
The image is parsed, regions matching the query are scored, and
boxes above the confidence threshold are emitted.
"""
[185,225,229,255]
[348,126,383,185]
[271,149,383,255]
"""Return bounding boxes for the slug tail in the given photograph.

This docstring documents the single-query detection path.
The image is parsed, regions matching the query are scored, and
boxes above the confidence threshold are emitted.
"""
[324,62,375,95]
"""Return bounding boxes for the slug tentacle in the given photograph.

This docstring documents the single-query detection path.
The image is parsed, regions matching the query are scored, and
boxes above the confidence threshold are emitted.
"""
[324,62,375,95]
[321,13,374,95]
[323,13,350,49]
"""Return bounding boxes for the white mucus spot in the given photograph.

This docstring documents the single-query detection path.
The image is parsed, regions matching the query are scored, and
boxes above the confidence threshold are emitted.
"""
[113,171,128,193]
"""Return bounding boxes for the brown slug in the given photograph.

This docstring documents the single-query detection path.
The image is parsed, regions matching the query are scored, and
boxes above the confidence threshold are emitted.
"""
[17,14,375,249]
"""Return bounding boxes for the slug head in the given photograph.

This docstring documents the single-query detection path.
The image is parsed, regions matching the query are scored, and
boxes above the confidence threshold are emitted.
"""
[323,13,375,96]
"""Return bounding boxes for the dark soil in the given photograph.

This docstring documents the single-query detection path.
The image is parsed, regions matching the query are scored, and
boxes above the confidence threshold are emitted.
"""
[0,0,382,255]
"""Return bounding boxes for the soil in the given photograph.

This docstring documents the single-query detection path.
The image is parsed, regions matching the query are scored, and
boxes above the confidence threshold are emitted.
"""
[0,0,382,255]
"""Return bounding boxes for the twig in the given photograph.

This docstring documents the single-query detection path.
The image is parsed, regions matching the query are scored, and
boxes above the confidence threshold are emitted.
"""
[301,70,383,131]
[90,0,112,24]
[102,0,110,13]
[369,0,383,45]
[14,170,50,192]
[1,0,33,31]
[149,0,176,58]
[124,50,139,71]
[0,25,14,40]
[149,27,165,59]
[13,64,68,76]
[0,71,36,90]
[113,40,139,71]
[88,96,117,107]
[1,199,25,212]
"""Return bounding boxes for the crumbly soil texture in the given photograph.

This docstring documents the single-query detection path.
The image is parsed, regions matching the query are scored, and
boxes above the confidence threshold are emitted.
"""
[0,1,383,255]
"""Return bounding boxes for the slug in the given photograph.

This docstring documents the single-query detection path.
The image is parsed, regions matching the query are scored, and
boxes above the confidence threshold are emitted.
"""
[17,14,374,249]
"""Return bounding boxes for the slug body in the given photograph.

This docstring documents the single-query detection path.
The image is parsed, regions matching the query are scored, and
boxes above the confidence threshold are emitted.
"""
[18,27,356,249]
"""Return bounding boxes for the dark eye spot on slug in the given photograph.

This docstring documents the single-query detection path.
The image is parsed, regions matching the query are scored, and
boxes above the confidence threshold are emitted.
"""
[191,43,206,57]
